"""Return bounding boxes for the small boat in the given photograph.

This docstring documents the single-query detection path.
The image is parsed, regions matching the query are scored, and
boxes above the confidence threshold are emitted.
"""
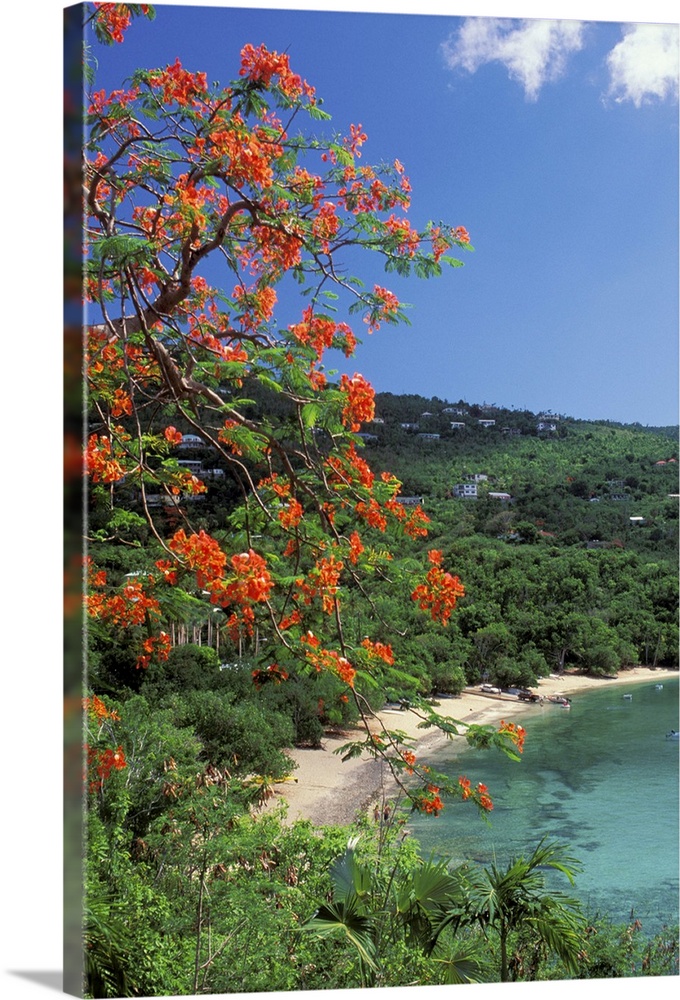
[547,695,571,707]
[666,730,679,740]
[655,684,664,690]
[623,693,633,700]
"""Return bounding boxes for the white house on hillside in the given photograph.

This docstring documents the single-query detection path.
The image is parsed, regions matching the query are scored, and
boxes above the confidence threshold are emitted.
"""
[452,483,478,498]
[178,434,204,449]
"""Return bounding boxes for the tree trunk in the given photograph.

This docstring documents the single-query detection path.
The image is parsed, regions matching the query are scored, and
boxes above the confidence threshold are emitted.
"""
[500,923,509,983]
[192,857,208,993]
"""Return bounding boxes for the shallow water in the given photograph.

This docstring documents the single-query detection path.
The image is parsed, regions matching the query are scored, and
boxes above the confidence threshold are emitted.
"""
[409,677,679,935]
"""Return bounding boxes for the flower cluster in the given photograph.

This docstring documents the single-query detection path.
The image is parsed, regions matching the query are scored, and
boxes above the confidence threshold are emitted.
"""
[87,577,162,629]
[164,426,183,446]
[499,719,527,753]
[355,497,388,532]
[154,559,178,585]
[147,57,208,108]
[312,201,341,251]
[85,556,107,590]
[85,434,126,484]
[173,470,207,496]
[411,550,465,625]
[278,498,304,530]
[459,776,493,811]
[169,529,227,588]
[296,554,344,614]
[83,695,120,723]
[413,784,444,816]
[207,119,281,190]
[338,166,405,215]
[429,226,451,264]
[348,530,365,565]
[360,638,395,665]
[109,387,132,418]
[385,497,430,539]
[218,419,244,456]
[233,283,277,332]
[86,744,127,792]
[246,222,304,276]
[301,632,356,686]
[136,632,171,670]
[207,549,274,609]
[366,285,400,333]
[239,42,315,101]
[384,214,420,257]
[325,443,375,491]
[403,505,431,539]
[308,649,356,686]
[92,3,133,44]
[339,373,375,432]
[344,123,367,158]
[289,306,356,361]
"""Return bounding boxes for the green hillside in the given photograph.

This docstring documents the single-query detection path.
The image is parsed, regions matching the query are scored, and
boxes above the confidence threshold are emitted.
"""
[90,392,678,708]
[364,393,679,555]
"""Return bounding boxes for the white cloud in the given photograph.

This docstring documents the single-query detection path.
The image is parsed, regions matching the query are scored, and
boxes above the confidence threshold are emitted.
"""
[441,17,586,101]
[606,23,679,107]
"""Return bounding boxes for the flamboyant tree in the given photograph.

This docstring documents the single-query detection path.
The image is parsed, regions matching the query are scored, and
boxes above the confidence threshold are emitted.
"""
[81,3,524,813]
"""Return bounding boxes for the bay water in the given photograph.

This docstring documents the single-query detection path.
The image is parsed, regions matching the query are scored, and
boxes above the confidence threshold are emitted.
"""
[409,677,679,935]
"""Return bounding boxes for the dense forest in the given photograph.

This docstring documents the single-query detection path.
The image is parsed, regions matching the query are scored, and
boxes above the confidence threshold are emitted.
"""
[91,392,679,712]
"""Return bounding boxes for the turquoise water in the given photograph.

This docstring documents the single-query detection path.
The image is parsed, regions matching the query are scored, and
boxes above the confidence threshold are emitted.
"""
[409,677,679,936]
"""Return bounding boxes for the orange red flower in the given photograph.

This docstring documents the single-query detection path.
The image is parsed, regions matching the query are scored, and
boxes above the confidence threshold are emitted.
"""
[339,373,375,431]
[412,554,465,625]
[164,426,183,446]
[360,638,395,665]
[499,719,526,753]
[305,646,356,687]
[416,784,444,815]
[85,434,126,484]
[239,43,315,101]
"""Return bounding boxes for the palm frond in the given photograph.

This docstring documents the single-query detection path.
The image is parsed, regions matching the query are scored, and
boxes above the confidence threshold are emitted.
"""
[301,895,378,970]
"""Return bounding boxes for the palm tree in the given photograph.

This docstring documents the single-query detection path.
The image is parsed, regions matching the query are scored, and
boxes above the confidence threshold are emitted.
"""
[300,836,486,986]
[441,837,586,982]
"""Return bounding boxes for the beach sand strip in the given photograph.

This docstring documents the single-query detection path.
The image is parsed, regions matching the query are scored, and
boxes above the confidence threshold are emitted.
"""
[261,666,677,827]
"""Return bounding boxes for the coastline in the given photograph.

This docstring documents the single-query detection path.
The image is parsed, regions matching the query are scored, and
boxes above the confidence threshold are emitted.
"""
[262,665,678,827]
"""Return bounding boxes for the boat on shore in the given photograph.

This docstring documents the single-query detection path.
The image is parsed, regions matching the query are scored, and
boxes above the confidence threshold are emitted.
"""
[547,694,571,707]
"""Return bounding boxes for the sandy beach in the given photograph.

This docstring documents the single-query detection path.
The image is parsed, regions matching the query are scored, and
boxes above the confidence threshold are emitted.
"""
[262,665,677,826]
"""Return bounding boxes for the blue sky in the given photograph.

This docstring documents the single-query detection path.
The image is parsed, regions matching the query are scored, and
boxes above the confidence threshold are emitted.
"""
[85,1,679,427]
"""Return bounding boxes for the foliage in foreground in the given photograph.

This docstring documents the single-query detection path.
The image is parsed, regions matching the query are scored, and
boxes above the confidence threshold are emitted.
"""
[85,763,679,998]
